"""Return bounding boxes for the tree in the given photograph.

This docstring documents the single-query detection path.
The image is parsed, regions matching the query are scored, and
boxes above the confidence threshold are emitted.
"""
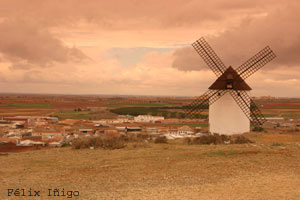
[179,113,186,119]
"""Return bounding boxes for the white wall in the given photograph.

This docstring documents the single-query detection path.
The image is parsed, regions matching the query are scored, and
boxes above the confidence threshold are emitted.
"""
[209,92,250,135]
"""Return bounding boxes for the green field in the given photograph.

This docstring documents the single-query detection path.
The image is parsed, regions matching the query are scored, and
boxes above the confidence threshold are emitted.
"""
[6,103,51,108]
[110,106,207,119]
[274,105,300,109]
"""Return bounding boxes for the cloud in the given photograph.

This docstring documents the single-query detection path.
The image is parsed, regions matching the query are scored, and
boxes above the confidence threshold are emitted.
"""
[172,1,300,74]
[0,0,274,30]
[0,0,299,97]
[209,1,300,69]
[106,47,173,67]
[0,19,89,69]
[172,46,213,71]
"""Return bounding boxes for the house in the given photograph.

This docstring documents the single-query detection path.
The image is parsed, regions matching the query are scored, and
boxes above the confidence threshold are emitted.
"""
[48,141,63,147]
[134,115,164,123]
[166,126,194,137]
[177,126,194,136]
[18,140,45,146]
[32,130,65,141]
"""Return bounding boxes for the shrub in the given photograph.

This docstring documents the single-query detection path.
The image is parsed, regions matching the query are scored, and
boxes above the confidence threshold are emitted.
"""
[120,133,153,143]
[233,136,254,144]
[271,142,282,146]
[187,134,253,145]
[154,136,168,144]
[192,135,218,144]
[61,143,70,148]
[71,133,155,150]
[184,137,192,145]
[252,126,264,132]
[72,135,125,150]
[190,134,231,145]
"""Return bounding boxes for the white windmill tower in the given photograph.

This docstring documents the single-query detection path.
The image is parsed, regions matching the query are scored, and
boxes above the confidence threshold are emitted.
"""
[185,37,276,135]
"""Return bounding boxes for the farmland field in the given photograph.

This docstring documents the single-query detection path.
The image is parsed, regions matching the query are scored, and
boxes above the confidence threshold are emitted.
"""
[0,94,300,120]
[6,103,51,108]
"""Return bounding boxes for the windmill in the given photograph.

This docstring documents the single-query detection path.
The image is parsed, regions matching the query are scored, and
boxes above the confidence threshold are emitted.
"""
[185,37,276,135]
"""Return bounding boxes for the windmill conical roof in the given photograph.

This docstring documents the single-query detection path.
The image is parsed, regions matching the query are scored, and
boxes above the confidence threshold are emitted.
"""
[208,66,251,90]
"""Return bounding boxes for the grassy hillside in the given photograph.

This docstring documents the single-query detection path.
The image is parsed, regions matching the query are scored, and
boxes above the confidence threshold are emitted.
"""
[1,132,300,199]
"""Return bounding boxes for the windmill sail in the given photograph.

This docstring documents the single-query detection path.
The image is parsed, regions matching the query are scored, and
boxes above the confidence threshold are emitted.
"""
[185,90,226,118]
[229,90,266,126]
[192,37,227,77]
[236,46,276,80]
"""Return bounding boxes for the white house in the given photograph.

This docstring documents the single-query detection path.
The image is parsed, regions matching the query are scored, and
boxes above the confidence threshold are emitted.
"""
[134,115,164,123]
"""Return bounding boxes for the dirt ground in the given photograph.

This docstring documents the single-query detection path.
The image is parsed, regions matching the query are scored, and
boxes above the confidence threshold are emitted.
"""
[1,132,300,200]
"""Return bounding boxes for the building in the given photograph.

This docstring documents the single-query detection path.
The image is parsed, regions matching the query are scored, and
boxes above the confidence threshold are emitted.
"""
[134,115,164,123]
[32,130,65,141]
[177,126,194,136]
[209,67,251,135]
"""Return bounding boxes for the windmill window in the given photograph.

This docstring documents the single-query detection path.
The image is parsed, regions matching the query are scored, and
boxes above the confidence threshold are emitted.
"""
[226,80,233,89]
[226,74,234,89]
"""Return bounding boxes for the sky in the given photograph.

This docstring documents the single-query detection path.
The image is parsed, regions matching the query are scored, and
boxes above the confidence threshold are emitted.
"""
[0,0,299,97]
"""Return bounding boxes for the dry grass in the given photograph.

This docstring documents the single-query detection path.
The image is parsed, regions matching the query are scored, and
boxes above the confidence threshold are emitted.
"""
[1,132,300,199]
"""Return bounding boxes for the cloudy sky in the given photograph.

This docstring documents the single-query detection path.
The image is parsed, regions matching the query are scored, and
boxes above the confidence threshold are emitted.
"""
[0,0,299,97]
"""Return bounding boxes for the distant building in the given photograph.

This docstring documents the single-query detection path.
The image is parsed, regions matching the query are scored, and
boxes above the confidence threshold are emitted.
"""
[134,115,164,123]
[164,126,195,139]
[32,130,65,141]
[177,126,194,136]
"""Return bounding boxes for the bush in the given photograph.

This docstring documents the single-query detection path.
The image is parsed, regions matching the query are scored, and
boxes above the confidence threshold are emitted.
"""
[189,134,230,145]
[271,142,282,146]
[184,137,192,145]
[233,136,254,144]
[192,135,219,144]
[187,134,253,145]
[72,135,125,150]
[61,143,70,148]
[252,126,264,132]
[154,136,168,144]
[72,133,155,150]
[120,133,153,142]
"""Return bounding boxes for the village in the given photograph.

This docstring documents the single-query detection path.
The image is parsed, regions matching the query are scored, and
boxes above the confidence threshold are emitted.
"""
[1,108,300,152]
[0,113,204,151]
